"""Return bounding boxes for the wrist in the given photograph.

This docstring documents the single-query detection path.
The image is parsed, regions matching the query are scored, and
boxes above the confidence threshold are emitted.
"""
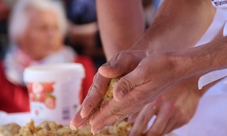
[173,44,220,80]
[168,51,194,80]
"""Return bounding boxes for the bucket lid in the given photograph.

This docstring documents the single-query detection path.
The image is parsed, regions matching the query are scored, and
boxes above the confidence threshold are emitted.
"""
[23,63,85,82]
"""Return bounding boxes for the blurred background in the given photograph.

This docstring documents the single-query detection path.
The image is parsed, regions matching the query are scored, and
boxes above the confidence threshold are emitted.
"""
[0,0,161,70]
[0,0,161,113]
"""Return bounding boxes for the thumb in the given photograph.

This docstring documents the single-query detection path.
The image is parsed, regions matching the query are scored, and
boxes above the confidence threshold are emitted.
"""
[98,51,146,78]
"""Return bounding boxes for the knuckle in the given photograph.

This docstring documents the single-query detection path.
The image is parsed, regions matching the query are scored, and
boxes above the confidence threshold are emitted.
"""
[137,115,147,123]
[108,106,128,122]
[177,107,189,121]
[129,94,142,104]
[86,84,97,97]
[109,106,121,120]
[130,129,140,136]
[166,103,176,113]
[175,110,190,125]
[110,106,119,115]
[113,113,125,123]
[177,109,184,118]
[119,78,134,93]
[149,127,162,136]
[90,84,102,96]
[91,84,98,92]
[128,93,148,107]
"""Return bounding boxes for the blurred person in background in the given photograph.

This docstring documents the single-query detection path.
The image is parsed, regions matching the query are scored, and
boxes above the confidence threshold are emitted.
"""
[64,0,159,69]
[0,0,10,59]
[142,0,156,28]
[63,0,106,70]
[64,0,158,70]
[0,0,95,113]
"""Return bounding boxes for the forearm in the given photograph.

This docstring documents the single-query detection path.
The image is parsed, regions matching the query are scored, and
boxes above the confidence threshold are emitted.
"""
[176,37,227,81]
[131,0,216,53]
[97,0,145,60]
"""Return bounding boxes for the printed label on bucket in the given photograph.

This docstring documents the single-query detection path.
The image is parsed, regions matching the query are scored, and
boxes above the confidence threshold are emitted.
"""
[28,82,56,109]
[27,81,80,125]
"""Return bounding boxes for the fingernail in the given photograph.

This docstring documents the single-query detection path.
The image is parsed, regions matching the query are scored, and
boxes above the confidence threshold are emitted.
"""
[90,119,95,126]
[80,109,86,118]
[69,121,77,130]
[81,114,86,119]
[91,128,100,135]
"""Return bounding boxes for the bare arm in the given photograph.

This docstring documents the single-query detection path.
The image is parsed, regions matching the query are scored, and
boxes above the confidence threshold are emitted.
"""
[177,37,227,80]
[196,24,225,96]
[97,0,216,59]
[131,0,216,53]
[97,0,145,60]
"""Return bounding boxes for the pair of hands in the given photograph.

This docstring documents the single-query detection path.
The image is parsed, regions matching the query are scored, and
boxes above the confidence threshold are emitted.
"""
[71,49,202,135]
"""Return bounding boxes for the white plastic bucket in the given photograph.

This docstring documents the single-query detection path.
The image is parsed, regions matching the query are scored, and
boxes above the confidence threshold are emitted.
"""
[23,63,85,125]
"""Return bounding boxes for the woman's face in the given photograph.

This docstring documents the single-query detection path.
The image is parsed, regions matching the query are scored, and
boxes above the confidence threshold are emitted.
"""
[19,9,63,60]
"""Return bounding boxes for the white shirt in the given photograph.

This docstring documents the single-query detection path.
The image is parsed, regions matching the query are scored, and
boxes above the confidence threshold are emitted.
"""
[172,3,227,135]
[149,2,227,136]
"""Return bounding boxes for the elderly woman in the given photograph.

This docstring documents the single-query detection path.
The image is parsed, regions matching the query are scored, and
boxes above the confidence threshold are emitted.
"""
[0,0,95,113]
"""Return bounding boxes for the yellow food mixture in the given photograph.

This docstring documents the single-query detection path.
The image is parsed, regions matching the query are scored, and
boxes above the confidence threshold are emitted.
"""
[1,78,134,136]
[10,119,131,136]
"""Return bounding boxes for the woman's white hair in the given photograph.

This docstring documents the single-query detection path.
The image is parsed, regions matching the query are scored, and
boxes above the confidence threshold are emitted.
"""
[9,0,67,43]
